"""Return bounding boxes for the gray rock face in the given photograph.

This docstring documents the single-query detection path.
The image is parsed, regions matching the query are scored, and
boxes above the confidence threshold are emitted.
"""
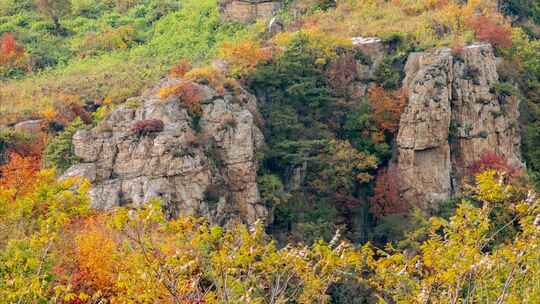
[14,119,45,134]
[353,37,385,81]
[219,0,282,23]
[396,44,522,211]
[63,79,267,225]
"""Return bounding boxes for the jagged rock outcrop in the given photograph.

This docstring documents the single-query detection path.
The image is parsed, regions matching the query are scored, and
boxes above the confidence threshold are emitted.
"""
[396,44,522,211]
[219,0,282,23]
[63,79,267,225]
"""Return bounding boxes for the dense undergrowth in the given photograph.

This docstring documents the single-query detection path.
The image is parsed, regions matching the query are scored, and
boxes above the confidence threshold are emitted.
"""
[0,0,249,125]
[1,0,540,302]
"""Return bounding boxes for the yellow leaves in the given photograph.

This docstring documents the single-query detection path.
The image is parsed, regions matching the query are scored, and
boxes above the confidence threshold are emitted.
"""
[475,170,510,203]
[185,66,225,88]
[293,0,507,49]
[428,216,447,232]
[41,107,57,121]
[2,161,539,303]
[365,165,540,303]
[218,38,272,77]
[273,29,351,61]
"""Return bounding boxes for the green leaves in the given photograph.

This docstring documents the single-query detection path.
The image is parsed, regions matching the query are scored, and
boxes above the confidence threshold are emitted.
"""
[43,117,84,174]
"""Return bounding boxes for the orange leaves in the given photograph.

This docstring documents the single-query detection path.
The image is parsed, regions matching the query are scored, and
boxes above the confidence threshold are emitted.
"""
[74,217,118,293]
[169,58,192,78]
[467,15,512,49]
[159,81,203,115]
[0,152,41,194]
[368,86,407,134]
[54,216,120,300]
[185,66,226,90]
[219,39,272,76]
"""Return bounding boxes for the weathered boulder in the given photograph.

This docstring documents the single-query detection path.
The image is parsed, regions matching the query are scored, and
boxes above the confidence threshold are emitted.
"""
[14,119,45,134]
[219,0,282,23]
[63,78,267,225]
[396,44,522,211]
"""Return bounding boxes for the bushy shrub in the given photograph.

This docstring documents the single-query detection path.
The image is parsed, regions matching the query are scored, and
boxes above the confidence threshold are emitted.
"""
[0,32,28,77]
[218,38,272,77]
[369,166,409,219]
[52,93,93,125]
[185,66,225,88]
[73,25,138,57]
[0,128,31,162]
[0,152,41,195]
[468,15,513,49]
[158,81,202,115]
[368,86,407,134]
[468,150,521,177]
[130,119,164,136]
[43,118,84,173]
[325,52,357,97]
[169,58,191,77]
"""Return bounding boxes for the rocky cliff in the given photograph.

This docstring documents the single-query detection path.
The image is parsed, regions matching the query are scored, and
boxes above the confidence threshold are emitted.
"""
[61,40,523,222]
[396,44,522,211]
[63,78,267,225]
[219,0,282,23]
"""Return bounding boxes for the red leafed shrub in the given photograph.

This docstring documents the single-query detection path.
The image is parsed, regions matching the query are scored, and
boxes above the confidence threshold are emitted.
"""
[1,33,17,55]
[368,86,407,134]
[130,119,164,136]
[0,32,26,67]
[170,58,192,78]
[468,150,521,177]
[325,52,357,97]
[467,16,512,49]
[369,166,409,219]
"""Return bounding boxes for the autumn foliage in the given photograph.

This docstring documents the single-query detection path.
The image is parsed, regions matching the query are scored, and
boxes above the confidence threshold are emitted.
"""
[369,166,409,219]
[0,152,41,195]
[219,39,272,76]
[467,15,512,49]
[169,58,192,78]
[158,81,203,115]
[368,86,407,134]
[54,216,118,300]
[468,150,521,177]
[0,33,26,68]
